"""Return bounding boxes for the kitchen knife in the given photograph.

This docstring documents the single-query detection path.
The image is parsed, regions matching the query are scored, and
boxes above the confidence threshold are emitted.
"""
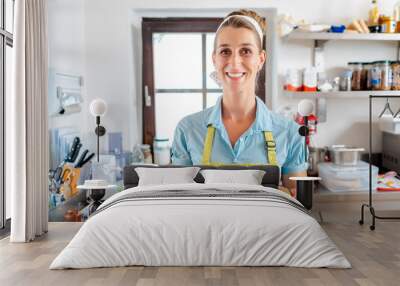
[66,137,80,162]
[78,152,95,168]
[74,149,89,168]
[70,143,82,163]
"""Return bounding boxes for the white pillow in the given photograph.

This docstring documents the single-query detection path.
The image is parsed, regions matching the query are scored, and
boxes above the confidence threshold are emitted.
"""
[135,167,200,186]
[200,169,266,185]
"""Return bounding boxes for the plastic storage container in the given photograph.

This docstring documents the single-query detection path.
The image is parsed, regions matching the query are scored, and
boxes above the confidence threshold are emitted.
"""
[379,114,400,134]
[318,161,378,192]
[153,138,171,165]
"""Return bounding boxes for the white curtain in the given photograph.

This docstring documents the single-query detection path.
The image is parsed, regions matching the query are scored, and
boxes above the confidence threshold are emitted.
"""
[10,0,49,242]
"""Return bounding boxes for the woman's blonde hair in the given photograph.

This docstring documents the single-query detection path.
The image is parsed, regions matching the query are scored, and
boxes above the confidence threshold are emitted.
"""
[214,9,266,51]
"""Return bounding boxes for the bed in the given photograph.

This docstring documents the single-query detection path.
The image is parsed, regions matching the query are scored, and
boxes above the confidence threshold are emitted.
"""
[50,165,350,269]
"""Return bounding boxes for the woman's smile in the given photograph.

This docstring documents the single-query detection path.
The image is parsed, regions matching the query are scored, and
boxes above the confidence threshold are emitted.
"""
[225,71,246,80]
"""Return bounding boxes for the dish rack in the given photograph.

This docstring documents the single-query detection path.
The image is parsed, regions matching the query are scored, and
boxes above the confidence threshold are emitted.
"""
[359,94,400,230]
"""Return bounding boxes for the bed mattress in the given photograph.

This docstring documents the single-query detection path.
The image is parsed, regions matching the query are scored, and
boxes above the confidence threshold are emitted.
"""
[50,183,350,269]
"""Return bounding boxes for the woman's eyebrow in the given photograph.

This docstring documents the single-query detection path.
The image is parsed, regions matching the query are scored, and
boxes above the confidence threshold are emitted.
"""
[218,43,255,48]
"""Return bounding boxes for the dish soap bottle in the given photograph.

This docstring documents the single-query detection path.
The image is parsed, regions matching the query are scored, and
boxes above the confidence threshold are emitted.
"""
[368,0,380,26]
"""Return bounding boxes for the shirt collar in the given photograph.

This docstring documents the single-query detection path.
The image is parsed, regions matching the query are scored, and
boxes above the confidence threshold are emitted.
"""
[206,95,273,132]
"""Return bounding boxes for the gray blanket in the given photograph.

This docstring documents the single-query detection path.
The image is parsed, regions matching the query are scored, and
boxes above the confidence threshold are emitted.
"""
[92,189,308,217]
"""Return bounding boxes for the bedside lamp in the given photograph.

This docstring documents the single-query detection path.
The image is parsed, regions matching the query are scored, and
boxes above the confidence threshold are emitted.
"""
[298,99,314,162]
[292,99,321,211]
[89,99,107,162]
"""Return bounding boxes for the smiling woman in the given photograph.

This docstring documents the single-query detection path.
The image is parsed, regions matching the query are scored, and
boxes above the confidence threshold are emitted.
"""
[171,9,308,191]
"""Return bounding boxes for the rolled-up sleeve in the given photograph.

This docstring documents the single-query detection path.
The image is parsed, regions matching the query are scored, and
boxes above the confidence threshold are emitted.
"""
[171,123,193,165]
[281,123,309,174]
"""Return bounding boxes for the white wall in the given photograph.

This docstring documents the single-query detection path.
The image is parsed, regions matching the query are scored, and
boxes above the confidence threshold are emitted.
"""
[48,0,88,138]
[52,0,400,155]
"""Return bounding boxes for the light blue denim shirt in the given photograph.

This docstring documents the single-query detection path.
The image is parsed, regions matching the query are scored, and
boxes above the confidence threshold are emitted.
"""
[171,96,308,174]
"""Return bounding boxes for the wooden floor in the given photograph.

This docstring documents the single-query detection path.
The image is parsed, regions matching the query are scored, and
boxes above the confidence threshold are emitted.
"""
[1,203,400,286]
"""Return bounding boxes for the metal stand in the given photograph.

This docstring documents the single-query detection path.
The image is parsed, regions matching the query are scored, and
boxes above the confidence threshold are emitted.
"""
[359,94,400,230]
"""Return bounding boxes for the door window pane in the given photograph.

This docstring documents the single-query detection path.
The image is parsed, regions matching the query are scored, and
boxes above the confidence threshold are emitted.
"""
[206,33,220,89]
[6,0,14,33]
[206,93,220,108]
[155,93,202,142]
[153,33,202,89]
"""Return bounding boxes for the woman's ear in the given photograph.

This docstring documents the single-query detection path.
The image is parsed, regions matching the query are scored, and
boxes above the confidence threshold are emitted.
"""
[258,50,266,71]
[212,51,216,66]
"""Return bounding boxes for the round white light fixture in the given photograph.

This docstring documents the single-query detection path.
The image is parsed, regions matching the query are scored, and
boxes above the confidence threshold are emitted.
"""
[297,99,314,117]
[89,98,107,117]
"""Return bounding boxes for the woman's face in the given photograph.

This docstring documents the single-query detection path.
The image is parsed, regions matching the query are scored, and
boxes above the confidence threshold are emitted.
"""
[213,26,266,95]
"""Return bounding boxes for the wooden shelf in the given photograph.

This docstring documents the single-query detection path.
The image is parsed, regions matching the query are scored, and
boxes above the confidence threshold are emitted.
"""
[283,90,400,99]
[286,31,400,41]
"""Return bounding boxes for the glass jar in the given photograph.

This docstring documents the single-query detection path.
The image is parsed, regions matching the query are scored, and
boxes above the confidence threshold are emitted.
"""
[349,62,362,91]
[131,144,144,163]
[380,15,396,33]
[153,138,171,165]
[379,60,392,90]
[140,144,153,164]
[391,61,400,90]
[371,61,382,90]
[365,62,373,90]
[339,70,352,91]
[361,62,372,90]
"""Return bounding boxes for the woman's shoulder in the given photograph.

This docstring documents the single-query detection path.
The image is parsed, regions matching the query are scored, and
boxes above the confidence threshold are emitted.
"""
[269,110,301,134]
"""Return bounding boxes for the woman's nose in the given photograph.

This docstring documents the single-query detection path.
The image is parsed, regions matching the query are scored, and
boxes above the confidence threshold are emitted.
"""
[229,52,242,67]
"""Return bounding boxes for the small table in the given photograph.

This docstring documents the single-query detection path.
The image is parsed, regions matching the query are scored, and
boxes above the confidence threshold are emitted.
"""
[77,184,116,215]
[289,177,321,210]
[290,176,322,222]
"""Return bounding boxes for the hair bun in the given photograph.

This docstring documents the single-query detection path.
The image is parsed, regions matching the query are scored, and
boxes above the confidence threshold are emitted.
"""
[226,9,266,31]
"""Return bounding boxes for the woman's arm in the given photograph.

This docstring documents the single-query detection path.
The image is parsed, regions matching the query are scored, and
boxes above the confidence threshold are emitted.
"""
[282,171,307,191]
[280,121,309,195]
[171,123,193,165]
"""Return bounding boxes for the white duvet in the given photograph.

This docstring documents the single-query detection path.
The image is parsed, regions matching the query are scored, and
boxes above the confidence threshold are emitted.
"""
[50,183,351,269]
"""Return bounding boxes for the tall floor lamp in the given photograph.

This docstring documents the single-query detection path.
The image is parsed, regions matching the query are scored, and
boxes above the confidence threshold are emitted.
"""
[89,99,107,162]
[289,99,321,212]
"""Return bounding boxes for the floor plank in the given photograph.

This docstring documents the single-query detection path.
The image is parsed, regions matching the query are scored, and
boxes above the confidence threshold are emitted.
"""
[1,203,400,286]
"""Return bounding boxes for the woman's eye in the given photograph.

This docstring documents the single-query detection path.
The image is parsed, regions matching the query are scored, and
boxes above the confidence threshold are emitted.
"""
[220,49,231,56]
[241,49,252,55]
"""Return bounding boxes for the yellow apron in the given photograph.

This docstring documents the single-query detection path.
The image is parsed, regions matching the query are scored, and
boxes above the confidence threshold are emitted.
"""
[201,125,278,166]
[200,125,290,195]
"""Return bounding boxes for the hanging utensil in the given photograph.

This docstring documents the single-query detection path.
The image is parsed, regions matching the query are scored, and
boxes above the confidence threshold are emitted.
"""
[394,107,400,118]
[379,98,394,118]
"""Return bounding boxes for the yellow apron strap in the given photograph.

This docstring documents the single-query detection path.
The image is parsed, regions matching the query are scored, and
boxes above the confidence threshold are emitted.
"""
[264,131,278,166]
[201,125,216,165]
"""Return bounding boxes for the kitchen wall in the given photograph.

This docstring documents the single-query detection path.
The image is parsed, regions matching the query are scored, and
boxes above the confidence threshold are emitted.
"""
[49,0,400,154]
[48,0,89,143]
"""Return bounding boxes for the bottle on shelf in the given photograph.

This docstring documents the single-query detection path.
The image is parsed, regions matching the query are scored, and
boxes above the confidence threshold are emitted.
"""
[394,1,400,22]
[368,0,380,26]
[394,1,400,32]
